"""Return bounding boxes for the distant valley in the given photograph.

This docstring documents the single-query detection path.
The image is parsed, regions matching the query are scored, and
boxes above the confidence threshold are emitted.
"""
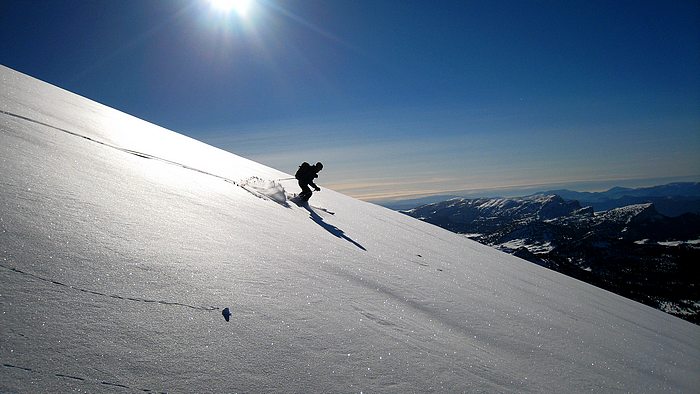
[403,183,700,324]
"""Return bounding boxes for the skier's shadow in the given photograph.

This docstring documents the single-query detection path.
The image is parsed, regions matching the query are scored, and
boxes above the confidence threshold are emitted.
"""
[301,204,366,251]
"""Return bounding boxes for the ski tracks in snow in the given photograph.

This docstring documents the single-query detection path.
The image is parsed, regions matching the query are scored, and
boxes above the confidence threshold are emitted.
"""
[1,262,222,391]
[2,362,168,393]
[0,110,285,206]
[0,263,220,312]
[1,110,343,220]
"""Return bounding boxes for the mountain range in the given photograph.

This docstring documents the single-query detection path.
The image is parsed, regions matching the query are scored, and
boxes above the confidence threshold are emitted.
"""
[404,194,700,324]
[382,182,700,214]
[539,182,700,217]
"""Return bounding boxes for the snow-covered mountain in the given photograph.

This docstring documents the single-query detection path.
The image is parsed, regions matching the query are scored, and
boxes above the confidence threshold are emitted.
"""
[404,196,700,324]
[405,195,585,233]
[1,65,699,392]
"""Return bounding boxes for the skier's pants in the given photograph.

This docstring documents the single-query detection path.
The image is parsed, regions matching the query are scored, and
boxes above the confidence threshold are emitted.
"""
[299,181,313,200]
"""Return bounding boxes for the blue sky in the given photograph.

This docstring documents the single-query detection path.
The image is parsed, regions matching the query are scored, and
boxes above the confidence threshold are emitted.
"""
[1,0,699,202]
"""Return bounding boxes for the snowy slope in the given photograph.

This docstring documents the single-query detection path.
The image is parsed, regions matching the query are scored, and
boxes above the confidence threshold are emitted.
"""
[1,65,699,393]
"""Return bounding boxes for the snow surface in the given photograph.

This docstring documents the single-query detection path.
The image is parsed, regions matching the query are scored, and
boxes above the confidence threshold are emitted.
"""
[1,65,699,392]
[596,203,655,224]
[635,239,700,247]
[497,239,554,254]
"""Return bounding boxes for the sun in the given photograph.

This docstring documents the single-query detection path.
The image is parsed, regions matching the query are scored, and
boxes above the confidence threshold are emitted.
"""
[209,0,253,17]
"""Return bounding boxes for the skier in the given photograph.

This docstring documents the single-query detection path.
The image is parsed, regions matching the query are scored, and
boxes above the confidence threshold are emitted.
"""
[295,162,323,201]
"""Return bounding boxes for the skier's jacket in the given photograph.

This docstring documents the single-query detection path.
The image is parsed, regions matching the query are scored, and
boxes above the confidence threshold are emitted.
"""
[295,162,319,185]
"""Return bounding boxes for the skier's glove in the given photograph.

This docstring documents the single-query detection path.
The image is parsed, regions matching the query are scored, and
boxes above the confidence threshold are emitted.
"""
[314,186,321,191]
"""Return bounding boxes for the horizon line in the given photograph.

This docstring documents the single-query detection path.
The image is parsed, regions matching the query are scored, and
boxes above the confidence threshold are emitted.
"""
[350,175,700,204]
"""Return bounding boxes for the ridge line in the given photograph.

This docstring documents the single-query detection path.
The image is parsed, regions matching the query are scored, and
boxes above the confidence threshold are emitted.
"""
[0,110,275,202]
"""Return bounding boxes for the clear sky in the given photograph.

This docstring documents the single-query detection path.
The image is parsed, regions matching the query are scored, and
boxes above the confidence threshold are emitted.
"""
[2,0,699,203]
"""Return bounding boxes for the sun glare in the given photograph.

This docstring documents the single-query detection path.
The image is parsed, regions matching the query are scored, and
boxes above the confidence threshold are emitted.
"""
[209,0,253,17]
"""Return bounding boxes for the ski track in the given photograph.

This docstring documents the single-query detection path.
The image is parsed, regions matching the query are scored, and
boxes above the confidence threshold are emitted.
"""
[2,363,167,393]
[0,263,220,312]
[0,109,279,205]
[1,110,344,243]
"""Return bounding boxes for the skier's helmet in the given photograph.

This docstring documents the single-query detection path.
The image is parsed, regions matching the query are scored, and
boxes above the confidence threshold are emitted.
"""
[315,162,324,171]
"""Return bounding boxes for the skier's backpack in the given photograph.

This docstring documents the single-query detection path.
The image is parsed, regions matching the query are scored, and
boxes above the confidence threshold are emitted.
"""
[295,162,311,180]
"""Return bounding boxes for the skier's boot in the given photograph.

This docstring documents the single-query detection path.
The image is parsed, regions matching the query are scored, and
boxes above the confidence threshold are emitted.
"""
[299,191,312,202]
